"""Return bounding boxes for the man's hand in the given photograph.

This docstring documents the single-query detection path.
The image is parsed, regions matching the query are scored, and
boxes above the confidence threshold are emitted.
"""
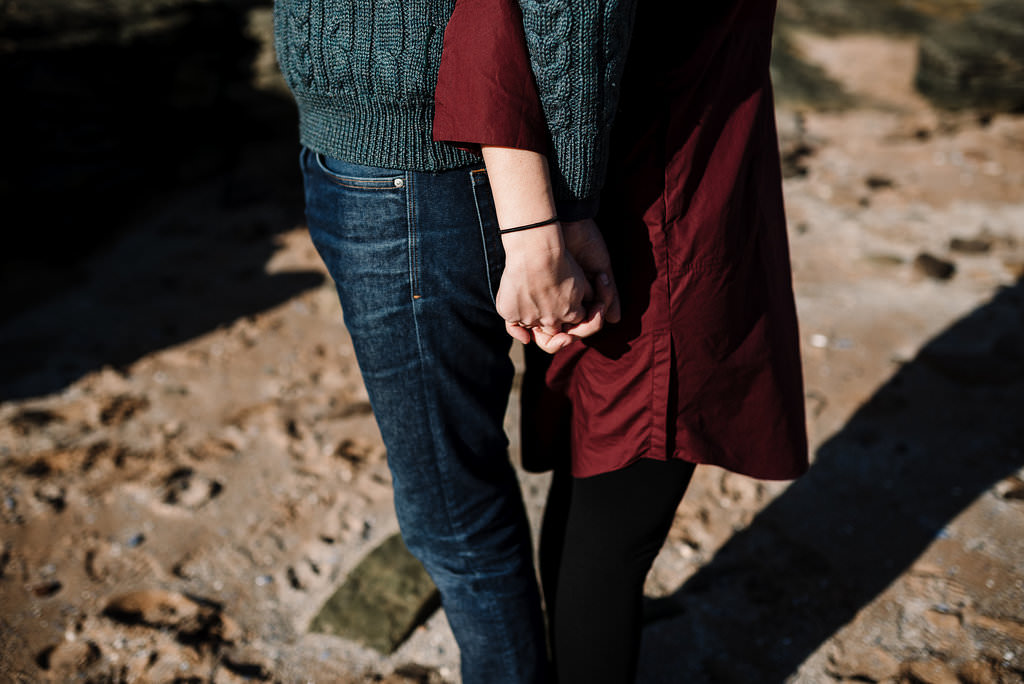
[560,218,621,338]
[496,223,592,348]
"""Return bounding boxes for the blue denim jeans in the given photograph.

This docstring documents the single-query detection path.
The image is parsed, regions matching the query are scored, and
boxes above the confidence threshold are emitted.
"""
[299,147,549,683]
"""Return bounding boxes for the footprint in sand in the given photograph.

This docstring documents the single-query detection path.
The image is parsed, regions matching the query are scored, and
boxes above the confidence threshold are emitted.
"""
[160,466,223,509]
[285,546,340,591]
[102,589,241,646]
[97,394,150,427]
[35,639,102,680]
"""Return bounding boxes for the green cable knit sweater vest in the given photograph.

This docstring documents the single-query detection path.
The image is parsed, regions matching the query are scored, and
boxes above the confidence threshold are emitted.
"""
[273,0,636,203]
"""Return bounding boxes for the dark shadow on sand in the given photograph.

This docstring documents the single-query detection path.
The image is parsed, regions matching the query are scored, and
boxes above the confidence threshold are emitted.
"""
[0,1,322,400]
[638,278,1024,681]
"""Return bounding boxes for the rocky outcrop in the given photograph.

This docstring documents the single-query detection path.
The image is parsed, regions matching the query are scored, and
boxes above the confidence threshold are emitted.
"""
[916,0,1024,111]
[1,0,295,321]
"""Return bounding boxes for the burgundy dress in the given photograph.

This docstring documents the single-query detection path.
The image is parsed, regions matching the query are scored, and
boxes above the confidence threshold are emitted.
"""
[434,0,809,481]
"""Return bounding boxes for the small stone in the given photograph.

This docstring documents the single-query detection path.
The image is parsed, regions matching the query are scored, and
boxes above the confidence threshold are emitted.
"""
[828,642,901,681]
[1003,258,1024,280]
[308,533,440,654]
[29,580,63,597]
[994,476,1024,501]
[865,174,896,189]
[913,253,956,280]
[958,660,1000,684]
[864,253,906,267]
[949,237,992,254]
[923,609,963,653]
[905,658,960,684]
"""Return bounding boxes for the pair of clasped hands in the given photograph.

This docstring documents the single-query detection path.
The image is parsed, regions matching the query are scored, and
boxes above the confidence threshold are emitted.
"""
[482,146,621,354]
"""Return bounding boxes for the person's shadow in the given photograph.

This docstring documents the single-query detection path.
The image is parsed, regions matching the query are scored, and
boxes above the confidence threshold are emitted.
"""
[638,278,1024,682]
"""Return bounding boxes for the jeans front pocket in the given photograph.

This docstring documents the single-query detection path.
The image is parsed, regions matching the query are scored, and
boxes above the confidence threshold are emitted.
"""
[299,147,415,335]
[312,150,408,190]
[469,166,505,307]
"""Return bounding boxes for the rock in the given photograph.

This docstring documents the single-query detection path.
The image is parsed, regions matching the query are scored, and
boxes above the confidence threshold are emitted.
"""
[0,0,298,322]
[1003,258,1024,280]
[770,28,854,111]
[923,608,965,654]
[381,663,449,684]
[828,641,902,681]
[308,534,440,654]
[916,0,1024,111]
[777,0,965,35]
[864,253,907,267]
[950,237,993,254]
[958,660,1001,684]
[914,253,957,280]
[964,611,1024,644]
[993,476,1024,501]
[905,657,960,684]
[866,174,896,190]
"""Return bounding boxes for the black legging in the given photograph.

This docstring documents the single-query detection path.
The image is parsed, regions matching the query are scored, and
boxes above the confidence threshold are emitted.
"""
[540,457,696,684]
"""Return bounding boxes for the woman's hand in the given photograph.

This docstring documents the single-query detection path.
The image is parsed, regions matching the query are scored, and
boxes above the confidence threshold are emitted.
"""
[522,219,622,354]
[496,222,592,348]
[480,145,617,353]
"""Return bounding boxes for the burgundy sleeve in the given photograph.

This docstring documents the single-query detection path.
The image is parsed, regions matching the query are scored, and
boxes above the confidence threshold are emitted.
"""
[432,0,550,157]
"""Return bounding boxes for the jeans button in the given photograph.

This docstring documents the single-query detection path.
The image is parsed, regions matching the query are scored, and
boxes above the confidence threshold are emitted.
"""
[394,177,405,188]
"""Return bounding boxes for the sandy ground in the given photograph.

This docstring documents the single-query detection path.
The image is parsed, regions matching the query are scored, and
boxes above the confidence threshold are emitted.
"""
[1,31,1023,684]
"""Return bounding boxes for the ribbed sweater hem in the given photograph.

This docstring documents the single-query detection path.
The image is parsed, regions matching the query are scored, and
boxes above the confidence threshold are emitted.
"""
[296,95,482,171]
[549,128,606,203]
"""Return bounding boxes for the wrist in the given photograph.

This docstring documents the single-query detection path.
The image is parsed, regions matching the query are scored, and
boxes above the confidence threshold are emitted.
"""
[499,215,560,235]
[501,222,565,265]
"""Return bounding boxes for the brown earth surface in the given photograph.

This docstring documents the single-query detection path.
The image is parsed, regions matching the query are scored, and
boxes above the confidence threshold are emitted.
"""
[2,20,1023,684]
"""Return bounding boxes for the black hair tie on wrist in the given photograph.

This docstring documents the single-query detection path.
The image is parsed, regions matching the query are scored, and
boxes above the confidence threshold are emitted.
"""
[498,216,560,235]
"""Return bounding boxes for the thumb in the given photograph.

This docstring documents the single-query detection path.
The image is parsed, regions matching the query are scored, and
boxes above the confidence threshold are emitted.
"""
[594,270,621,324]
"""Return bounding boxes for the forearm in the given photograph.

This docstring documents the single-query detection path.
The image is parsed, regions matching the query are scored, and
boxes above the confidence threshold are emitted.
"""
[481,145,566,260]
[480,146,559,231]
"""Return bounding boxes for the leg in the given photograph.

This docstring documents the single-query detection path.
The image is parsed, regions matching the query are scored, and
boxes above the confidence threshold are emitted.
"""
[545,458,696,684]
[300,148,548,683]
[539,465,571,635]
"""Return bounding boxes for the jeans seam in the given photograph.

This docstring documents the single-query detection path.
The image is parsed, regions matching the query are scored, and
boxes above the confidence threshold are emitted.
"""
[407,270,469,580]
[471,171,498,308]
[406,171,421,300]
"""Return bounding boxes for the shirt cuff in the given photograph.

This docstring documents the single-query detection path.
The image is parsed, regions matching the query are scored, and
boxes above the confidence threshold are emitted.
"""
[556,196,601,222]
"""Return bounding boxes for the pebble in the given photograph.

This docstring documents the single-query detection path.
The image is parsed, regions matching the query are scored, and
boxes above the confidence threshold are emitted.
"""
[907,658,960,684]
[950,237,992,254]
[914,252,957,280]
[828,643,900,681]
[958,660,1000,684]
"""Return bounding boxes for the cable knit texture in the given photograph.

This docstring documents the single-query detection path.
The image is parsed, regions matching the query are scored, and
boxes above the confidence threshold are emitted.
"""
[518,0,637,201]
[273,0,635,197]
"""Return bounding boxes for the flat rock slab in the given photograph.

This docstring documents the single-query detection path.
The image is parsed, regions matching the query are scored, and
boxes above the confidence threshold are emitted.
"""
[308,534,440,654]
